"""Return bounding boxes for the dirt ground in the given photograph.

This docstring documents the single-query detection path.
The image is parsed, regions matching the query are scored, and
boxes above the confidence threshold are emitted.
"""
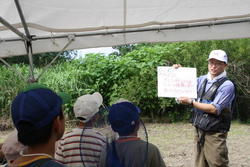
[145,123,250,167]
[1,122,250,167]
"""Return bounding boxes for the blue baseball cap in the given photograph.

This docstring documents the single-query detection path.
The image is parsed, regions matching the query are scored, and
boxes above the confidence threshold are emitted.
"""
[108,102,141,136]
[11,88,63,132]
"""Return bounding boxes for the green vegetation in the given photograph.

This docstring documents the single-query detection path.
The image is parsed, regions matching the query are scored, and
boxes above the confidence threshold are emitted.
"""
[0,39,249,122]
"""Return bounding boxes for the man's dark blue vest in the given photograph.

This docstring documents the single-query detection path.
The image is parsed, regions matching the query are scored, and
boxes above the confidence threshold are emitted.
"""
[191,77,232,133]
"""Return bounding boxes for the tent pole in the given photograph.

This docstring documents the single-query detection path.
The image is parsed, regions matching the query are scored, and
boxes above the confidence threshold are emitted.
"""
[29,18,250,40]
[26,41,36,83]
[14,0,31,39]
[122,0,127,44]
[14,0,36,83]
[36,35,75,80]
[2,17,250,43]
[0,58,26,81]
[0,16,29,41]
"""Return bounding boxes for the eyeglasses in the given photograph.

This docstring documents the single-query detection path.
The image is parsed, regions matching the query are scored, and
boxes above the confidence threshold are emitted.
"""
[208,61,225,66]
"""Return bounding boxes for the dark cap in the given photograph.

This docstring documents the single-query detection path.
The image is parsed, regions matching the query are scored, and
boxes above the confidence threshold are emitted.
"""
[11,88,63,132]
[108,102,140,136]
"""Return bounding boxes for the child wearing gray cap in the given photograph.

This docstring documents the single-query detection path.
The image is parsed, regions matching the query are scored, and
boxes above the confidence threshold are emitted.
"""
[55,92,106,167]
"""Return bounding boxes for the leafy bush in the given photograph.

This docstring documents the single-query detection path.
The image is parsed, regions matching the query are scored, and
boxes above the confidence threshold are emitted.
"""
[0,39,249,122]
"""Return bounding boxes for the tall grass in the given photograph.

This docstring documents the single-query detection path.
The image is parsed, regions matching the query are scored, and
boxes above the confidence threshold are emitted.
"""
[0,65,27,116]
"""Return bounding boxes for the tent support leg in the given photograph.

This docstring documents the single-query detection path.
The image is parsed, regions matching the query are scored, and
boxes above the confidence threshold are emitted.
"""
[26,42,36,83]
[37,35,75,80]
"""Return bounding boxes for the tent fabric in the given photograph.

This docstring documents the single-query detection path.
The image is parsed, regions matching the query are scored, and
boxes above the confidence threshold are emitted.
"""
[1,0,250,58]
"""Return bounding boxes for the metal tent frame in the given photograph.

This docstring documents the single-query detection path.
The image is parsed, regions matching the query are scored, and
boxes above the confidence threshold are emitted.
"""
[1,0,250,82]
[0,0,75,82]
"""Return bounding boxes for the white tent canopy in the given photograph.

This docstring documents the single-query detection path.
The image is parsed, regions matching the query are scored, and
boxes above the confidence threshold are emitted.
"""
[1,0,250,59]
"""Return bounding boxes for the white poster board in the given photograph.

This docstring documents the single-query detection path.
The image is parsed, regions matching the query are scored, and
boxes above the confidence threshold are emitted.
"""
[157,66,197,98]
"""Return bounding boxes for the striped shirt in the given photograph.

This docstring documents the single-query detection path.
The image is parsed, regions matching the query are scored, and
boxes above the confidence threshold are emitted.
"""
[55,128,106,167]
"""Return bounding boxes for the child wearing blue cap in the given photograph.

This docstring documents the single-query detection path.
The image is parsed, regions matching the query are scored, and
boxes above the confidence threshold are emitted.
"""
[99,101,166,167]
[9,87,67,167]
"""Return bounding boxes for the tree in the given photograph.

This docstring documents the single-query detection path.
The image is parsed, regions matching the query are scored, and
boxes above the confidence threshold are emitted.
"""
[2,50,77,67]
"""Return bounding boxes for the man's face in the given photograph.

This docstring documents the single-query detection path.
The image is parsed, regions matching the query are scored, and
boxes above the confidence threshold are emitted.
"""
[208,59,227,77]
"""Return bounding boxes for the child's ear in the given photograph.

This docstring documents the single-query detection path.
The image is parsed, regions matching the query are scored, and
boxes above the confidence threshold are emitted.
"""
[53,116,65,140]
[53,116,60,131]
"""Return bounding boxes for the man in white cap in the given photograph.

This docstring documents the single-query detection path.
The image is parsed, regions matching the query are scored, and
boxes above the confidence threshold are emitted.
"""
[175,50,235,167]
[55,92,106,167]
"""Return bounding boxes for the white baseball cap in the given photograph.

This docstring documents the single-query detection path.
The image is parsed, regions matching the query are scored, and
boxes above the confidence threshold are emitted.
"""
[208,50,228,64]
[73,92,103,123]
